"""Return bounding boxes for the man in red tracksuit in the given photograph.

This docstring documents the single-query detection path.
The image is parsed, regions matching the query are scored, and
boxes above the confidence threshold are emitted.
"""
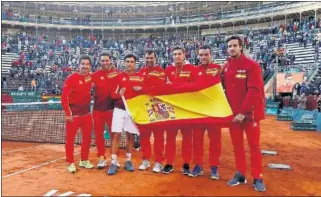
[222,36,266,192]
[162,46,197,174]
[107,54,142,175]
[61,55,94,173]
[136,49,166,173]
[188,45,222,179]
[91,52,119,169]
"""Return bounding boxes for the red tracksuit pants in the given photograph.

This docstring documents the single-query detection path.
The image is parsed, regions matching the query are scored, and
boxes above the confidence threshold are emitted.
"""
[65,113,93,164]
[193,127,221,167]
[165,128,192,164]
[230,121,262,179]
[140,128,165,163]
[93,110,113,159]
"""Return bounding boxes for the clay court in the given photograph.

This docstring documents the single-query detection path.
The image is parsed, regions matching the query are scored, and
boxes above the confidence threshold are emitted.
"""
[2,116,321,196]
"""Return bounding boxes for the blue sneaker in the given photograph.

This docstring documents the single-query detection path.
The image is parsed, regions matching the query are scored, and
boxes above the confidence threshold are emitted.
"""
[181,163,190,175]
[107,164,118,175]
[188,165,204,177]
[210,166,219,180]
[124,161,134,172]
[227,171,247,186]
[253,179,266,192]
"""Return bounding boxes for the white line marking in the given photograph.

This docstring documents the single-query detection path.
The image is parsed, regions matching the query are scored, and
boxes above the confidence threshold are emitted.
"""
[58,191,75,196]
[43,189,58,196]
[2,147,96,179]
[2,144,45,154]
[77,194,91,196]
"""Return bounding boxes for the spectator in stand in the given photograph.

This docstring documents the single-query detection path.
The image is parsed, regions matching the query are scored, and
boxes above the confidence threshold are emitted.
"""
[18,84,24,91]
[31,78,37,91]
[2,76,7,89]
[292,83,301,99]
[297,93,307,110]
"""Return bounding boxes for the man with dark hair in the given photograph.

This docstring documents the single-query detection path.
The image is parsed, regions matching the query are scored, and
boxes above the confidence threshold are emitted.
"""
[61,55,94,173]
[162,46,197,174]
[107,54,141,175]
[91,52,119,169]
[222,36,266,191]
[278,73,294,93]
[135,49,167,173]
[188,45,222,180]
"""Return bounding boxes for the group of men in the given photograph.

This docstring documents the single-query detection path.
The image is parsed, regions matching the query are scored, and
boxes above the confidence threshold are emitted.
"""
[61,35,266,192]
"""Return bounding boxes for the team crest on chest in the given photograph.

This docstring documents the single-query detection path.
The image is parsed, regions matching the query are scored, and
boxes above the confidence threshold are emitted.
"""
[84,76,91,83]
[145,98,176,122]
[122,77,127,81]
[235,69,247,79]
[100,76,104,80]
[129,76,143,82]
[206,68,219,76]
[198,72,203,76]
[79,80,83,84]
[108,72,118,79]
[179,71,191,77]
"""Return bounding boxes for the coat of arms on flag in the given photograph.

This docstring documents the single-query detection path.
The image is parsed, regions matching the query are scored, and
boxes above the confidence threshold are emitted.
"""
[145,98,176,122]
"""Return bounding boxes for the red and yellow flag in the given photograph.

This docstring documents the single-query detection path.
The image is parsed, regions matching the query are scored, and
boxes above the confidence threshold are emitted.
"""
[124,77,233,130]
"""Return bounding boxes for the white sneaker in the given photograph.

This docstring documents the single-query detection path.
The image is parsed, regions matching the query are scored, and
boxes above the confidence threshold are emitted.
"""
[138,160,150,170]
[97,156,107,169]
[152,162,163,173]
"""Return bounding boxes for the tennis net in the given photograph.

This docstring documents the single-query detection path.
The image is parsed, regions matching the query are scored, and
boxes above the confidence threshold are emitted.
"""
[1,101,127,148]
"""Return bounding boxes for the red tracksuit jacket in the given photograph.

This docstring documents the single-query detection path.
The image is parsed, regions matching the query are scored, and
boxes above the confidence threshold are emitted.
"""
[165,63,197,83]
[61,73,92,117]
[138,65,166,87]
[222,54,266,121]
[91,68,119,111]
[111,72,144,110]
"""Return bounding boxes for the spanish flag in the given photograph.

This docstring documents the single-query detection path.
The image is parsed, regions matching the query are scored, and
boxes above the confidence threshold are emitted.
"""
[124,77,233,130]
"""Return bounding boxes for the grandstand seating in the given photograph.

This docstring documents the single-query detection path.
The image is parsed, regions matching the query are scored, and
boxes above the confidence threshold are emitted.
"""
[1,1,321,98]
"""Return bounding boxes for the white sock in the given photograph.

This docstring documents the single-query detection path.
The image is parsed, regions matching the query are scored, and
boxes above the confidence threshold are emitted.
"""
[126,153,132,161]
[111,154,118,165]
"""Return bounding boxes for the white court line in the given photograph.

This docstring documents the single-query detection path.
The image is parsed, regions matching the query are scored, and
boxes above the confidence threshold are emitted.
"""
[43,189,58,196]
[2,147,96,179]
[58,191,75,196]
[2,144,46,155]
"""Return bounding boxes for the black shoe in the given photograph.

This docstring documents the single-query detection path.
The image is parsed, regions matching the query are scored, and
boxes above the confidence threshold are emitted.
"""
[162,164,174,174]
[182,163,190,175]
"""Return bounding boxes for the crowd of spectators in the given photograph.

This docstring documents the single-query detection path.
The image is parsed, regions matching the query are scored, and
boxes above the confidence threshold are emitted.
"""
[1,17,321,98]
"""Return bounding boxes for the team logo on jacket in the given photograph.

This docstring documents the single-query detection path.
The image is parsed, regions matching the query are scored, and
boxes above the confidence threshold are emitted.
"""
[198,72,203,76]
[236,70,247,79]
[206,68,219,76]
[79,81,83,84]
[145,98,176,122]
[179,71,191,77]
[129,76,143,82]
[108,72,118,79]
[85,76,91,83]
[100,76,105,80]
[149,72,160,77]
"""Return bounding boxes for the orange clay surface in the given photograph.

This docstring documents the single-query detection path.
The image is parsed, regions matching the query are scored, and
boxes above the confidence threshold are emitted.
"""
[2,116,321,196]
